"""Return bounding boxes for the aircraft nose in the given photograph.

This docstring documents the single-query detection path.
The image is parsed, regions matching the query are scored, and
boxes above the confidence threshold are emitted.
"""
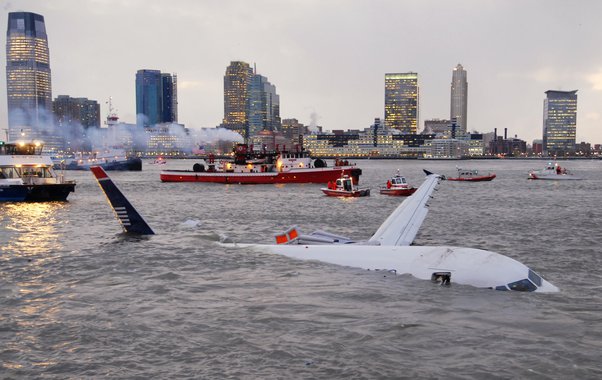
[535,279,560,293]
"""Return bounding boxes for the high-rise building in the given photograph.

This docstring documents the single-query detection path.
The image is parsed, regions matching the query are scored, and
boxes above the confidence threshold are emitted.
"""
[249,72,280,136]
[52,95,100,151]
[384,73,419,134]
[450,64,468,135]
[5,12,54,144]
[53,95,100,129]
[135,69,178,127]
[223,61,253,139]
[543,90,577,155]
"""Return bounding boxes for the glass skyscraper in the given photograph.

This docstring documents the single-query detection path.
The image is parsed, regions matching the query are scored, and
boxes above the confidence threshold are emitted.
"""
[5,11,53,144]
[384,73,419,134]
[223,61,252,140]
[450,64,468,135]
[135,69,178,127]
[249,73,280,137]
[543,90,577,155]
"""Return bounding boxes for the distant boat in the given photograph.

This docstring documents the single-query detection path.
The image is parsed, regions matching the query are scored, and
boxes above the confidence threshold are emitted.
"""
[1,141,76,202]
[151,157,167,165]
[53,149,142,171]
[444,167,496,182]
[379,171,417,196]
[528,163,581,180]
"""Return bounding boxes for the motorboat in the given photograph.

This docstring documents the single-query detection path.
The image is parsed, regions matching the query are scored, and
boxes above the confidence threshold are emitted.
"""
[160,144,362,184]
[528,163,581,180]
[321,174,370,197]
[90,168,558,292]
[0,141,76,202]
[444,167,496,182]
[151,157,167,165]
[379,172,417,196]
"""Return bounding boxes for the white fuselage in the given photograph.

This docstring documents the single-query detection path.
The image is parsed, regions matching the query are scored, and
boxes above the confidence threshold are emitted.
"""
[228,243,559,292]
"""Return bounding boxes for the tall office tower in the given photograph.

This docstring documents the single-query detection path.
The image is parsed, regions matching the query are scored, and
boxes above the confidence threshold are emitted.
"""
[5,12,54,143]
[543,90,577,155]
[384,73,419,134]
[53,95,100,129]
[161,73,178,123]
[223,61,252,140]
[249,72,281,137]
[450,64,468,135]
[135,69,178,126]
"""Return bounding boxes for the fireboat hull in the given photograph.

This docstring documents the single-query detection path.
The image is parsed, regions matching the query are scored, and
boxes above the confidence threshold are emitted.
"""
[160,167,362,184]
[379,187,417,196]
[321,188,370,197]
[446,174,496,182]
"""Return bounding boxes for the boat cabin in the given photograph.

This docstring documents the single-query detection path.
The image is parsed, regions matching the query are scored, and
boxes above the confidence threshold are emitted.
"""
[336,175,354,191]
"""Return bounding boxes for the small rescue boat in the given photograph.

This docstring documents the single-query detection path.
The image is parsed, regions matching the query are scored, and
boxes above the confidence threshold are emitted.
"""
[528,163,581,180]
[321,175,370,197]
[445,167,496,182]
[379,172,417,196]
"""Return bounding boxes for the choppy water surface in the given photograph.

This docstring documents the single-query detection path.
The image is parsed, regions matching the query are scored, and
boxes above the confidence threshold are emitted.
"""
[1,159,601,379]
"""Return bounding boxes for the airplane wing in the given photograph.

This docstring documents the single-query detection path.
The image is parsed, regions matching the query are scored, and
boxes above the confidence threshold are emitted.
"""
[368,173,441,246]
[90,166,154,235]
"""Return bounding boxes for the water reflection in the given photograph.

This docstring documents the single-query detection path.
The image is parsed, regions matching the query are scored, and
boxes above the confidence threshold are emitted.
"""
[0,202,67,370]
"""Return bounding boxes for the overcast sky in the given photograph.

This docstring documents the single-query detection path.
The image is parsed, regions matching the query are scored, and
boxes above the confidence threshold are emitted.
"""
[2,0,602,143]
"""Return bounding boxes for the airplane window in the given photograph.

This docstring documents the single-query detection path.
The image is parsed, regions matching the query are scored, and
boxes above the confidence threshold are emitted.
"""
[507,279,537,292]
[528,270,542,286]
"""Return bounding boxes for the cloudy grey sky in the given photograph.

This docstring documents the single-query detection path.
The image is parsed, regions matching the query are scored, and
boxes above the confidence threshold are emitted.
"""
[2,0,602,143]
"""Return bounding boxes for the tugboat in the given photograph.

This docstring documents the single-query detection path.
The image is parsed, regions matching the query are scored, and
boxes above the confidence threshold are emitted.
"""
[160,144,362,184]
[321,174,370,197]
[379,171,417,196]
[0,141,76,202]
[53,149,142,171]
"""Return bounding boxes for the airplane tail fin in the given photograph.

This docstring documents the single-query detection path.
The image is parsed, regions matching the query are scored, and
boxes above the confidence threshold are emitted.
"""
[90,166,155,235]
[368,173,441,246]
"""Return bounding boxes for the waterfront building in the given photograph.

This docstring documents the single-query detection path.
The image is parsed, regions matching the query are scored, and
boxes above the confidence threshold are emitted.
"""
[249,72,280,136]
[384,72,419,134]
[249,129,290,152]
[144,123,192,155]
[543,90,577,155]
[5,11,63,150]
[424,119,452,138]
[135,69,178,127]
[489,129,527,156]
[303,122,435,158]
[53,95,101,151]
[223,61,253,140]
[53,95,100,129]
[423,139,468,159]
[281,118,308,148]
[450,64,468,136]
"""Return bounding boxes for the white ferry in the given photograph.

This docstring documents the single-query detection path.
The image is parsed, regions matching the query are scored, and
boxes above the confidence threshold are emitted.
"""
[0,141,76,202]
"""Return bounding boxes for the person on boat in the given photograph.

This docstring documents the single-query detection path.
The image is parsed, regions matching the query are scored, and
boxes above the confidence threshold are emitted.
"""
[556,165,561,174]
[387,180,392,189]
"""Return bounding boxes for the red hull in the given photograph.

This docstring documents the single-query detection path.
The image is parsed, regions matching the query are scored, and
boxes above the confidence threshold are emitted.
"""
[379,187,417,196]
[321,188,370,197]
[160,167,362,184]
[446,174,496,182]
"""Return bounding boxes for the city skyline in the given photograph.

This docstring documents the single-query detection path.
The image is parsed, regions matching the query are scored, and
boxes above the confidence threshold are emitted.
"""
[2,1,602,144]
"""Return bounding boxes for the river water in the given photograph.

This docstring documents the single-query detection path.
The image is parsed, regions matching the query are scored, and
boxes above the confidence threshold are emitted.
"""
[1,159,601,379]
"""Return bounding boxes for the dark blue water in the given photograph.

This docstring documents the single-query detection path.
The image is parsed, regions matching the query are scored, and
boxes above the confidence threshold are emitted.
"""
[1,159,601,379]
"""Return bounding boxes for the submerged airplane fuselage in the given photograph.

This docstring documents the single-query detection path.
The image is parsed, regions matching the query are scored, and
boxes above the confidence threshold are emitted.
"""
[231,243,558,292]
